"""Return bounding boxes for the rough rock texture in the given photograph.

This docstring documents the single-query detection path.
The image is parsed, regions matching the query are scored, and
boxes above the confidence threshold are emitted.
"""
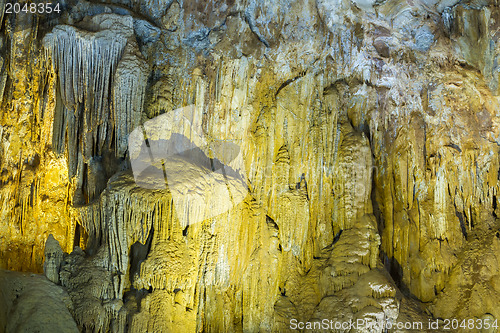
[0,269,78,333]
[1,0,500,332]
[58,246,128,332]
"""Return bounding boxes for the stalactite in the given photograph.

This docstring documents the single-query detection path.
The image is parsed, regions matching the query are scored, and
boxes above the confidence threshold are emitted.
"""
[43,20,127,171]
[112,39,149,157]
[79,172,171,298]
[0,55,7,107]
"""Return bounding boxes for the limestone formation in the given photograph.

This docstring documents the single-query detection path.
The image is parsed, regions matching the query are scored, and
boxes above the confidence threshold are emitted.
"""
[0,0,500,332]
[43,12,150,202]
[43,233,64,284]
[0,269,78,333]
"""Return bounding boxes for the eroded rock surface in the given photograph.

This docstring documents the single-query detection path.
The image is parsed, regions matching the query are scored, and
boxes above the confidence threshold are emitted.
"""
[43,233,63,284]
[0,0,500,331]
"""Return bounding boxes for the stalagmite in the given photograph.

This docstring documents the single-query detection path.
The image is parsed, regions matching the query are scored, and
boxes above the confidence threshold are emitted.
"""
[43,15,130,164]
[43,234,63,284]
[2,0,500,331]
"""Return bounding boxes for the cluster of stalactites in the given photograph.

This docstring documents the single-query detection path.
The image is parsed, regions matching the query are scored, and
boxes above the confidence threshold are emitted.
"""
[112,40,149,157]
[43,24,128,175]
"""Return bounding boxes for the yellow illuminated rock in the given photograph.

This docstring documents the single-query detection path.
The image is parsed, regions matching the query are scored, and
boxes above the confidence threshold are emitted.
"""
[0,0,500,332]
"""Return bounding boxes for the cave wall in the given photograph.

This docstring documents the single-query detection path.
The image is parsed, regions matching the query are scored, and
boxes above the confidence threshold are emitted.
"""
[1,0,500,331]
[0,9,75,272]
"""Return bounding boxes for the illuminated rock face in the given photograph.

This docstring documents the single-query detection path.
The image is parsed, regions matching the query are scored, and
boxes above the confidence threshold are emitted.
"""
[1,0,500,331]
